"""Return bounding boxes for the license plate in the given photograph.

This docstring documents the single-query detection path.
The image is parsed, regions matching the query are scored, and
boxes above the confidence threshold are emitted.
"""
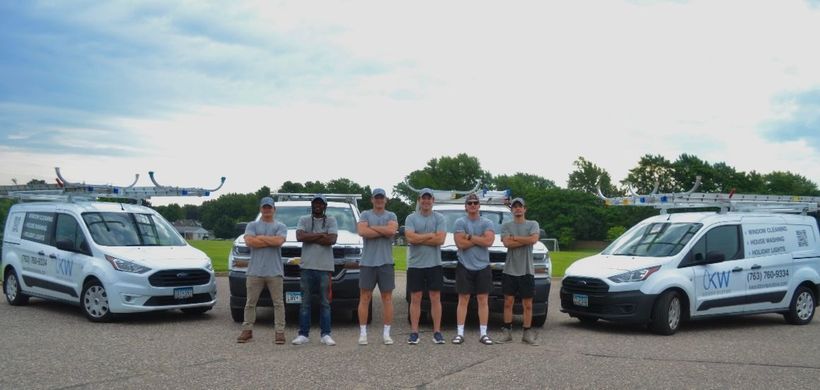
[573,293,589,307]
[174,287,194,300]
[285,291,302,304]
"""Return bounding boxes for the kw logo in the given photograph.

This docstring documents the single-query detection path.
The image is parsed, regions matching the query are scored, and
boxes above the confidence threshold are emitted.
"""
[57,258,73,276]
[703,270,731,290]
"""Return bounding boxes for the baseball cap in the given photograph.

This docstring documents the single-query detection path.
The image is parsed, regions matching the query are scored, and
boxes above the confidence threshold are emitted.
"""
[419,188,434,197]
[260,196,275,208]
[511,197,526,207]
[311,194,327,204]
[464,193,480,204]
[372,188,386,198]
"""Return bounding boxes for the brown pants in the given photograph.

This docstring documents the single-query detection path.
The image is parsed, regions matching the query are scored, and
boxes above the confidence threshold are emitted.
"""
[242,276,285,332]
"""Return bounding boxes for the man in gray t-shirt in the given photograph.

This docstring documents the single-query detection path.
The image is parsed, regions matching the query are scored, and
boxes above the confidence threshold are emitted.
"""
[237,197,288,345]
[405,188,447,345]
[500,197,541,345]
[453,193,496,345]
[356,188,398,345]
[293,194,338,346]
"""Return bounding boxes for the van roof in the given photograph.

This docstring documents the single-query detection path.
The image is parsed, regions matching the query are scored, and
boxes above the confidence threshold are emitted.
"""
[641,211,813,225]
[10,201,156,214]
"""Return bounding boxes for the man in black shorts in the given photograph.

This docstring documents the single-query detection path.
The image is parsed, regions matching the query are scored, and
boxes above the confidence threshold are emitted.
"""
[500,197,541,345]
[404,188,447,344]
[453,193,496,345]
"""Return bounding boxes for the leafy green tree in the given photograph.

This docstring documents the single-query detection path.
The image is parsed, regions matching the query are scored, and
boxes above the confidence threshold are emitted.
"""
[154,203,183,222]
[671,154,715,192]
[493,172,556,198]
[567,157,620,196]
[623,154,676,194]
[394,154,492,203]
[763,171,820,195]
[183,204,200,221]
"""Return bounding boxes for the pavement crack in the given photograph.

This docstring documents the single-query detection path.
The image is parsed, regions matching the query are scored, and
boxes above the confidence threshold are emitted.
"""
[581,352,820,371]
[413,356,495,389]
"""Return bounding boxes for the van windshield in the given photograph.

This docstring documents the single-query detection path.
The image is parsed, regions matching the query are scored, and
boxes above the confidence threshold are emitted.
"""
[603,222,702,257]
[264,206,358,233]
[438,210,512,233]
[83,212,186,246]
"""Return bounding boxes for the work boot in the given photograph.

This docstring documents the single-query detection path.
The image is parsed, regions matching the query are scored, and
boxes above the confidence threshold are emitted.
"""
[237,330,253,343]
[500,327,513,343]
[275,331,286,345]
[522,328,539,346]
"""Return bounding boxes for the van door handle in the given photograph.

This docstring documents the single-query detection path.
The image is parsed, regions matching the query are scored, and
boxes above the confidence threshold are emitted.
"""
[732,267,743,273]
[38,251,45,256]
[751,265,762,270]
[49,254,57,259]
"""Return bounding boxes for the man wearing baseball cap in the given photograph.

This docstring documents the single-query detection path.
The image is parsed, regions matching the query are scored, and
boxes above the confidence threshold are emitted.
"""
[237,196,288,344]
[356,188,399,345]
[453,193,496,345]
[292,194,338,346]
[405,188,447,344]
[500,197,541,345]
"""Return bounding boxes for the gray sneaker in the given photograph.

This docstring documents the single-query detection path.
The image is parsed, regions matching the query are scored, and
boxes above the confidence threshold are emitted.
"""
[522,328,539,346]
[500,327,513,343]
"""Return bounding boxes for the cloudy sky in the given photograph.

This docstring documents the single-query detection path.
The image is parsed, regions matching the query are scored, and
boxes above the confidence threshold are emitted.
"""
[2,0,819,205]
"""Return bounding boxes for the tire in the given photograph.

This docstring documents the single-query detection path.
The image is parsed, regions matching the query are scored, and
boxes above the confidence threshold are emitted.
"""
[649,290,683,335]
[181,306,212,315]
[577,316,598,325]
[230,307,244,323]
[352,301,373,324]
[532,314,547,327]
[81,280,115,322]
[4,269,29,306]
[784,285,815,325]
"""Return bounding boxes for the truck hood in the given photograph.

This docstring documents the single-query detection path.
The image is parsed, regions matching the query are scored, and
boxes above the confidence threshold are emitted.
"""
[565,254,667,279]
[103,245,212,269]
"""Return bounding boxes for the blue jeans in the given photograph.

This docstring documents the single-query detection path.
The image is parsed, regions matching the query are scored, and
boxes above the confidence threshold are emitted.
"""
[298,269,332,337]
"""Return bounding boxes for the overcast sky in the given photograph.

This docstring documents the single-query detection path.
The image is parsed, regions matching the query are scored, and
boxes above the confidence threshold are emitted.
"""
[2,0,819,205]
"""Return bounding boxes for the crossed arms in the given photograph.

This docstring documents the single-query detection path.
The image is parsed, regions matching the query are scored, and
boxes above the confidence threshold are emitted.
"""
[296,230,337,246]
[357,220,398,239]
[244,234,286,248]
[501,233,540,249]
[455,230,494,250]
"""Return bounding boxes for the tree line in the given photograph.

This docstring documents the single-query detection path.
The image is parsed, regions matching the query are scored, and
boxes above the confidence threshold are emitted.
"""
[151,153,819,247]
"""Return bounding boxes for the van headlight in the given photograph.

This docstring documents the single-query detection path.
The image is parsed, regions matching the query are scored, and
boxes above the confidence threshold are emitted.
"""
[105,255,151,274]
[608,266,660,283]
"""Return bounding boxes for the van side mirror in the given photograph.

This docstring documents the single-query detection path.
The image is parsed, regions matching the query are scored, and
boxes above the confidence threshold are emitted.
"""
[56,240,75,252]
[235,222,248,237]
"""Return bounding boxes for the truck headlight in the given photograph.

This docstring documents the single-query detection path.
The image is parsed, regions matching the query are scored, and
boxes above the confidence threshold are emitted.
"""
[608,266,660,283]
[105,255,151,274]
[232,245,250,256]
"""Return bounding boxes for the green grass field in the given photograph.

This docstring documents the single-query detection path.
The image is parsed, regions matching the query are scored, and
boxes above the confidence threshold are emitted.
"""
[188,239,594,277]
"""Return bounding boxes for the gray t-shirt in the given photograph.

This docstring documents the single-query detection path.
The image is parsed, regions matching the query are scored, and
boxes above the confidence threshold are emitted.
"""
[454,216,495,271]
[297,215,338,272]
[359,209,397,267]
[501,220,540,276]
[244,220,288,277]
[405,211,446,269]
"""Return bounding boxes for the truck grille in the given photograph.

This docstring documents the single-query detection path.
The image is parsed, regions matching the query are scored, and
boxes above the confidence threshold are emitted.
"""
[148,269,211,287]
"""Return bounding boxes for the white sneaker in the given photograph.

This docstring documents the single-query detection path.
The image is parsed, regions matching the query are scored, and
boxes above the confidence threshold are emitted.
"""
[321,334,336,346]
[291,335,310,345]
[358,334,368,345]
[383,334,394,345]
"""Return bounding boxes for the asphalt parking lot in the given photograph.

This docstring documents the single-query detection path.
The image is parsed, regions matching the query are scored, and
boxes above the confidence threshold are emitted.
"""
[2,274,819,389]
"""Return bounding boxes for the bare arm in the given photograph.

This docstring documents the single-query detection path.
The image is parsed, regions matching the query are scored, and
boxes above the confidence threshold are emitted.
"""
[297,230,323,243]
[369,220,398,237]
[455,231,474,250]
[471,230,495,248]
[357,221,383,239]
[244,234,266,248]
[316,233,337,246]
[258,235,286,247]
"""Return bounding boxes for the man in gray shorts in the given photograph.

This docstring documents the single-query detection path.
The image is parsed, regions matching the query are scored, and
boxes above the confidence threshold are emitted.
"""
[356,188,398,345]
[500,197,541,345]
[405,188,447,344]
[453,193,496,345]
[236,197,288,344]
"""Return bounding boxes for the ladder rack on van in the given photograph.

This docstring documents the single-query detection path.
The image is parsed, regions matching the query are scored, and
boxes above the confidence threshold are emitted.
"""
[597,176,820,214]
[272,193,362,204]
[407,182,511,205]
[0,167,225,202]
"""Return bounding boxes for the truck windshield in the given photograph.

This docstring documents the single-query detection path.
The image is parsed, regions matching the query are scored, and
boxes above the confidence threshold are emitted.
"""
[265,206,358,233]
[438,210,512,233]
[603,222,702,257]
[83,212,186,246]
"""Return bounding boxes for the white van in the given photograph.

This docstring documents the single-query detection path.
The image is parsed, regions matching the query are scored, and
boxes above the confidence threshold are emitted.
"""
[1,169,221,322]
[561,189,820,334]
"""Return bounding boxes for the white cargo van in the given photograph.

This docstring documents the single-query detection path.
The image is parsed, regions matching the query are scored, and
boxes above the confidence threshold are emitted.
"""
[560,185,820,335]
[1,169,223,322]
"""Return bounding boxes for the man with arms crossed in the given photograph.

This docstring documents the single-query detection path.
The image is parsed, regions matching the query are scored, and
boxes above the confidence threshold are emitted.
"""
[500,197,541,345]
[237,196,288,344]
[453,193,495,345]
[405,188,447,344]
[356,188,398,345]
[292,194,338,346]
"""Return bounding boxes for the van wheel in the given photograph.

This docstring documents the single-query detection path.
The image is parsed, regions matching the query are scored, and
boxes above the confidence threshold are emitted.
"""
[649,290,682,335]
[785,286,815,325]
[81,280,114,322]
[4,269,29,306]
[231,307,244,323]
[532,314,547,327]
[181,306,212,315]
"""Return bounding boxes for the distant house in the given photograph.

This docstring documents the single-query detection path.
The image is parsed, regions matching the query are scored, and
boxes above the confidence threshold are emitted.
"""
[172,220,211,240]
